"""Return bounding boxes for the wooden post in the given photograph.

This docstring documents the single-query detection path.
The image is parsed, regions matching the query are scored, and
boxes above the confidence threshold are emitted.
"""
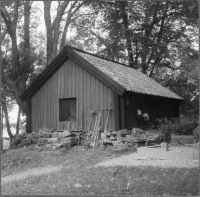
[26,97,32,133]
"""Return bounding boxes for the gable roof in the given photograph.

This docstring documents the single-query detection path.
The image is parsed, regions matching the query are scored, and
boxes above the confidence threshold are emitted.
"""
[21,45,183,101]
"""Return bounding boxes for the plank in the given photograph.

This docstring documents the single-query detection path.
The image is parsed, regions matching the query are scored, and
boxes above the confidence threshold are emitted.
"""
[72,60,76,97]
[103,85,108,130]
[63,61,67,97]
[26,97,32,132]
[86,72,91,131]
[52,73,56,130]
[41,84,44,128]
[55,71,59,130]
[48,76,51,128]
[31,97,35,131]
[99,82,104,129]
[38,88,41,129]
[83,69,87,130]
[107,88,113,131]
[68,59,72,97]
[49,77,53,129]
[75,62,79,129]
[120,97,125,129]
[113,92,119,130]
[78,65,83,130]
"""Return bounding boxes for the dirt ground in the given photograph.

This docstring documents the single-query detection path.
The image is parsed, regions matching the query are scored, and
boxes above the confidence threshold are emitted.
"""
[2,165,63,185]
[95,153,199,168]
[95,145,199,168]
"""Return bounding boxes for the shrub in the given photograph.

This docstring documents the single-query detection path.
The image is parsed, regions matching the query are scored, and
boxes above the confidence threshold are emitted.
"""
[10,132,40,149]
[157,114,199,142]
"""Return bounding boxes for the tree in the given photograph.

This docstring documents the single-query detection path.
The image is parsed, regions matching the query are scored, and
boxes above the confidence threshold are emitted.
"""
[162,46,199,114]
[71,1,198,114]
[1,1,31,113]
[43,1,86,65]
[1,1,47,136]
[72,1,197,71]
[1,90,15,139]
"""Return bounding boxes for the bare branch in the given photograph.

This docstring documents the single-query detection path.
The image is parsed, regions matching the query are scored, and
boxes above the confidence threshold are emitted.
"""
[71,1,86,15]
[73,22,109,48]
[71,11,98,22]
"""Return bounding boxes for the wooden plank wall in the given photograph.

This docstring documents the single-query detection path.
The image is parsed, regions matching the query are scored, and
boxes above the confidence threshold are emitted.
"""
[31,59,116,131]
[124,92,180,129]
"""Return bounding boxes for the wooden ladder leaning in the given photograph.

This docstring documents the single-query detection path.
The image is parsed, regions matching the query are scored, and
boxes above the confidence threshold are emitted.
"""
[91,110,103,148]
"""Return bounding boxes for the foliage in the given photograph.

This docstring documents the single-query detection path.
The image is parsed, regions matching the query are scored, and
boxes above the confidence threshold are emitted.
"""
[9,129,54,149]
[10,132,40,149]
[71,1,199,115]
[157,114,199,142]
[154,45,199,114]
[73,1,198,69]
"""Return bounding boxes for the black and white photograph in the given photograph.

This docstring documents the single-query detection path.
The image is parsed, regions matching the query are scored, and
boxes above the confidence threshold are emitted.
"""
[0,0,199,196]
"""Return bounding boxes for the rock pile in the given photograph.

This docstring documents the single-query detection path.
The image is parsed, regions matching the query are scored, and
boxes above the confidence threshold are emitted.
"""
[9,129,83,150]
[35,130,83,150]
[9,127,163,151]
[84,128,163,149]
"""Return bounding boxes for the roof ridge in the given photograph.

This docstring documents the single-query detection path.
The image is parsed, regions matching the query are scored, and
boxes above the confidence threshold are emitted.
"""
[66,44,129,68]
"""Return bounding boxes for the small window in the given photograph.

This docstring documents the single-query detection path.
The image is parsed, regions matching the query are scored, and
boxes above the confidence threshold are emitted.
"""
[59,98,76,122]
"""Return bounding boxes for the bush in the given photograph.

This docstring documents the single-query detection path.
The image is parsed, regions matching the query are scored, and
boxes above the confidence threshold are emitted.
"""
[157,114,199,142]
[10,132,40,149]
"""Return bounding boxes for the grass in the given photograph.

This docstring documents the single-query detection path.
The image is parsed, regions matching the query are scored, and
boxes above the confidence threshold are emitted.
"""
[1,146,43,177]
[1,145,199,196]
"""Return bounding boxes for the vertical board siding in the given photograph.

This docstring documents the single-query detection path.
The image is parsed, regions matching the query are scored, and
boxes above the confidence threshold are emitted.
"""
[124,92,180,129]
[31,59,116,131]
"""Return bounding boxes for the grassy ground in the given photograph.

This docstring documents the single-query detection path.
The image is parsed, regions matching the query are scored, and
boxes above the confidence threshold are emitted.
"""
[1,146,199,196]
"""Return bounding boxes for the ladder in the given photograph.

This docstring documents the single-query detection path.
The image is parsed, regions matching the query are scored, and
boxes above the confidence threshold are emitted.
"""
[91,110,103,148]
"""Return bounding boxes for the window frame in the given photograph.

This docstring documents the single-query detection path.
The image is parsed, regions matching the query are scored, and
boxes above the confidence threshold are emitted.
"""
[59,97,77,122]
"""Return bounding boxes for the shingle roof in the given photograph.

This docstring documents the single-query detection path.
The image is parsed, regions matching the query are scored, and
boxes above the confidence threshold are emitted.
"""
[72,48,182,100]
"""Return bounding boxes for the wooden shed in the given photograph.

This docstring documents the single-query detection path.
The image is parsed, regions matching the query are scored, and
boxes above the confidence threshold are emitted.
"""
[21,45,183,133]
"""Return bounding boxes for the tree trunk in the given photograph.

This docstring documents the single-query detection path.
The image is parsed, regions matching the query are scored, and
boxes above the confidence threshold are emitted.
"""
[44,1,69,65]
[19,1,31,90]
[1,2,28,115]
[0,0,2,151]
[16,107,21,135]
[2,102,13,140]
[1,107,3,151]
[44,1,53,65]
[120,1,135,69]
[59,14,71,51]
